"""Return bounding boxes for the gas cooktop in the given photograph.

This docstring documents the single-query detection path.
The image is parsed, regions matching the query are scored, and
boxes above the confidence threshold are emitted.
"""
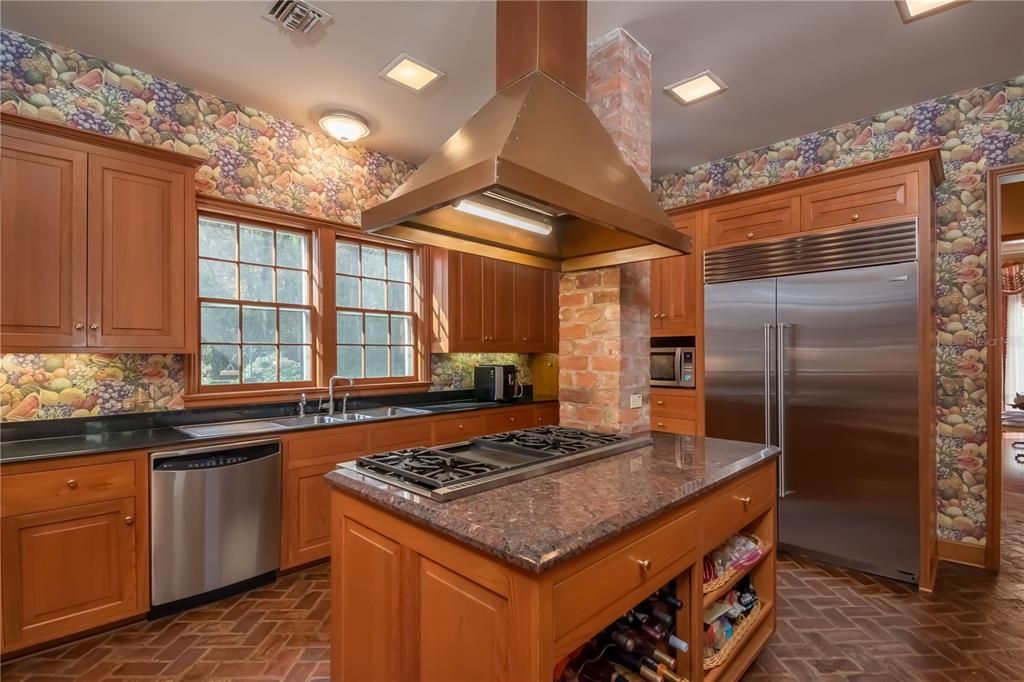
[338,426,649,502]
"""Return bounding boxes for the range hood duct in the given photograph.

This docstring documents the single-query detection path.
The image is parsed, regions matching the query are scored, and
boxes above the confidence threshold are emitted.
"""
[361,0,690,272]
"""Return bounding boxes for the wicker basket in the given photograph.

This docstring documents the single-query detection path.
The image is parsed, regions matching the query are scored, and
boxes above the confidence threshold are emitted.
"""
[702,536,766,595]
[702,601,764,671]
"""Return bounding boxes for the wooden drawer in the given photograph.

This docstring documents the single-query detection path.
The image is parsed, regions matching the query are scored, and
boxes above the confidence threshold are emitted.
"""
[432,413,487,445]
[801,170,917,231]
[650,391,695,420]
[553,510,697,641]
[484,406,532,433]
[532,403,560,426]
[703,462,776,549]
[707,196,799,247]
[368,417,432,452]
[285,424,370,467]
[651,416,696,435]
[1,460,135,517]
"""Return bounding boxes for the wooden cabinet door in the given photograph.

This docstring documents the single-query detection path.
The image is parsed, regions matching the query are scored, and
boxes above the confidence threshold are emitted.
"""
[1,497,138,651]
[0,134,88,349]
[282,462,334,569]
[707,195,799,247]
[484,259,516,348]
[449,252,486,351]
[87,154,187,350]
[649,257,664,333]
[658,241,697,336]
[801,169,918,231]
[335,519,402,682]
[513,264,547,352]
[418,557,510,682]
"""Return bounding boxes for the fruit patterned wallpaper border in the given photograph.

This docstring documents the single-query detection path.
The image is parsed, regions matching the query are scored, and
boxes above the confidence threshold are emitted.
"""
[429,354,532,391]
[653,76,1024,547]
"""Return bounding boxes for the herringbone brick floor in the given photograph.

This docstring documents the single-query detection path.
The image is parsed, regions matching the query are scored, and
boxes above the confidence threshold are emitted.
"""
[3,495,1022,681]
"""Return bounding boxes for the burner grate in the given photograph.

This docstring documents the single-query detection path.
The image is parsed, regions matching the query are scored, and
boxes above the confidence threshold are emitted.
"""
[356,448,501,491]
[474,425,630,457]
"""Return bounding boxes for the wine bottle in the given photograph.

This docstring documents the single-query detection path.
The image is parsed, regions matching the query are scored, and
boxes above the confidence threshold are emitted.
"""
[619,612,665,641]
[614,627,677,670]
[606,649,664,682]
[635,604,674,629]
[638,656,683,682]
[653,591,683,611]
[610,628,639,653]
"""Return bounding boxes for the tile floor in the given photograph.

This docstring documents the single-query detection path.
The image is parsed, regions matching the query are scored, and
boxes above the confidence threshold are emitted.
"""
[3,494,1022,681]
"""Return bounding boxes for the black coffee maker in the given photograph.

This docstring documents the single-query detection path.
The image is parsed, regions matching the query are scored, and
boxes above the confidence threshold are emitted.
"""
[473,364,521,402]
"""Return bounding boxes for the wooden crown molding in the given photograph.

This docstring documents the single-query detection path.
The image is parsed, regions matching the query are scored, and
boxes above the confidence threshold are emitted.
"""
[0,112,203,167]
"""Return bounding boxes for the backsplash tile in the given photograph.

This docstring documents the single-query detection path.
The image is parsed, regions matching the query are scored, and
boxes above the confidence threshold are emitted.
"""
[1,353,185,421]
[430,353,531,390]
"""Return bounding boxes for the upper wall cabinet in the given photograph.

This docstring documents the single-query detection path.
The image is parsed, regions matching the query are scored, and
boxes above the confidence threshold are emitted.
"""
[1,115,198,353]
[651,212,699,337]
[430,249,558,354]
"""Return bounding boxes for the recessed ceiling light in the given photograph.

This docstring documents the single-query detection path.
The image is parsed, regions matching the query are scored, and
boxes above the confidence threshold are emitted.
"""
[896,0,969,22]
[664,70,727,106]
[318,112,369,142]
[379,53,444,92]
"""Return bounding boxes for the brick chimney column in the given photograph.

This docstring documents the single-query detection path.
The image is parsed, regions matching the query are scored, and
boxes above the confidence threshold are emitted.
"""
[559,28,653,434]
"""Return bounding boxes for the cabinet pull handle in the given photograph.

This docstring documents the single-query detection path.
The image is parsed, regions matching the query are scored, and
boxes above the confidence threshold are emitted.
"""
[746,232,755,239]
[89,323,99,330]
[508,416,515,422]
[636,558,652,571]
[656,401,665,406]
[736,496,752,506]
[656,422,665,428]
[74,323,84,330]
[66,479,77,489]
[124,515,134,526]
[851,213,860,221]
[522,337,527,341]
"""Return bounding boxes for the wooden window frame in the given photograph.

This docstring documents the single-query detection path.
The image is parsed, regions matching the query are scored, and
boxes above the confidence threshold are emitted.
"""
[186,198,430,406]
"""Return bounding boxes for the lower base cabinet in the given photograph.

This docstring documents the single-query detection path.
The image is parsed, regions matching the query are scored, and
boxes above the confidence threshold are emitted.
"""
[0,452,148,655]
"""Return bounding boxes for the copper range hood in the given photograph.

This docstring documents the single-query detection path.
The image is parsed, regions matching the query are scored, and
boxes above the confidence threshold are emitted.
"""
[361,0,690,272]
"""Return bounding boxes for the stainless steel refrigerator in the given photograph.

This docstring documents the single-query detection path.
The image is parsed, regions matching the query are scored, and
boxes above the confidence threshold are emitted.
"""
[704,221,921,583]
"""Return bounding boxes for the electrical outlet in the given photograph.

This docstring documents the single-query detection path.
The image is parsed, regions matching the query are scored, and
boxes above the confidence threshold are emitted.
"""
[629,393,643,409]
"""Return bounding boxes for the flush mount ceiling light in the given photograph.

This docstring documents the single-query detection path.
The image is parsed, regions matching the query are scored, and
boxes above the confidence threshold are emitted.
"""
[664,70,727,106]
[896,0,970,22]
[379,53,445,93]
[318,112,369,142]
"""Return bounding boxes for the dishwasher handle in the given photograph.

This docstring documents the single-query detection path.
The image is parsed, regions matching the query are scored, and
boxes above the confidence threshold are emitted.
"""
[152,439,280,471]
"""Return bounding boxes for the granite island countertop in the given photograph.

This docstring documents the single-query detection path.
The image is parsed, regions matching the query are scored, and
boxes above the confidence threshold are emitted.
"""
[325,433,779,573]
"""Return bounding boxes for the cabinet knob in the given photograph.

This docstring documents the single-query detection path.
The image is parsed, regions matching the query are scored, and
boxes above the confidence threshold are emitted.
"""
[736,496,752,507]
[851,213,860,221]
[66,479,77,489]
[746,232,755,239]
[522,337,527,341]
[656,400,665,406]
[636,558,652,571]
[124,515,135,526]
[89,323,99,330]
[656,422,665,428]
[508,416,515,422]
[74,323,84,330]
[458,424,464,430]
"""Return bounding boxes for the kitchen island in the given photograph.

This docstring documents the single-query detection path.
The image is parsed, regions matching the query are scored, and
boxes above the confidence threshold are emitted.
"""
[326,432,779,682]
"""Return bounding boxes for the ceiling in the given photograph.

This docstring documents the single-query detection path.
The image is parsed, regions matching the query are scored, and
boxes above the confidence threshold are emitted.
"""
[3,1,1022,177]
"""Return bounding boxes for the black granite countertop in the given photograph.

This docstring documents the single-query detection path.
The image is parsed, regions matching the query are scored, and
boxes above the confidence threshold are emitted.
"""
[325,433,779,573]
[0,394,557,463]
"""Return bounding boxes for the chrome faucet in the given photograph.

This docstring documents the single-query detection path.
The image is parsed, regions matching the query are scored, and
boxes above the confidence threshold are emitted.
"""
[326,376,354,416]
[297,392,307,418]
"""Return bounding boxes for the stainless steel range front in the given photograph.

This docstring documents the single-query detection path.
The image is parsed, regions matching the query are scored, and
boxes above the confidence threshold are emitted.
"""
[337,426,650,501]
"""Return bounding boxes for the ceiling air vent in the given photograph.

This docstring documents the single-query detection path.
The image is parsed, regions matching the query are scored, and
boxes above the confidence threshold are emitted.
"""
[262,0,331,33]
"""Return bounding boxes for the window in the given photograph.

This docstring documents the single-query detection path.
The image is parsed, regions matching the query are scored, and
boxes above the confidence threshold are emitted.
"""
[335,239,414,379]
[198,216,314,388]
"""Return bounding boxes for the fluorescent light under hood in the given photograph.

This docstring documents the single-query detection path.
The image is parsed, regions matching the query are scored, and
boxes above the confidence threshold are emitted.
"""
[453,195,554,236]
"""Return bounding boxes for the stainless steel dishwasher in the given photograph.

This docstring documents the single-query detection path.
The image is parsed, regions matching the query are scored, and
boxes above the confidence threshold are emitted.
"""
[150,439,281,614]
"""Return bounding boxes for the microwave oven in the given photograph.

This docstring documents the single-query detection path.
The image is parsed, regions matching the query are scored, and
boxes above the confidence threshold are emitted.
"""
[650,347,695,387]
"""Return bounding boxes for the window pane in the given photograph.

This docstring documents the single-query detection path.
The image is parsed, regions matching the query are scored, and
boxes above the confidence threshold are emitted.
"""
[280,309,310,343]
[240,225,274,264]
[337,345,362,378]
[365,313,388,344]
[199,259,237,299]
[242,306,277,343]
[201,344,239,385]
[240,264,274,302]
[280,345,311,382]
[336,275,359,308]
[387,250,410,282]
[199,218,236,260]
[337,312,362,344]
[362,246,386,279]
[390,346,413,377]
[390,315,412,345]
[201,303,239,343]
[276,231,307,269]
[362,279,386,309]
[242,345,277,383]
[336,242,360,275]
[277,269,307,305]
[365,346,388,378]
[387,282,410,312]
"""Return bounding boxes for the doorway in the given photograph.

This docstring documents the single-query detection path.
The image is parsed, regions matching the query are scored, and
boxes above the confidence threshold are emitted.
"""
[987,164,1024,571]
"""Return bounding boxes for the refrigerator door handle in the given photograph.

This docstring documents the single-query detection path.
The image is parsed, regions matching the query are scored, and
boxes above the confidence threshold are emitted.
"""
[763,323,773,448]
[777,322,789,497]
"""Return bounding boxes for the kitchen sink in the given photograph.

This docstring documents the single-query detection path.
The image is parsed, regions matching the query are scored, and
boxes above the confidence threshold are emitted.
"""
[175,420,287,438]
[352,406,431,419]
[271,414,370,427]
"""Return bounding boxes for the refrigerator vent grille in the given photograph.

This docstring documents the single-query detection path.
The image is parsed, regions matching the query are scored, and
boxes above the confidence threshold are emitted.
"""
[704,221,918,284]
